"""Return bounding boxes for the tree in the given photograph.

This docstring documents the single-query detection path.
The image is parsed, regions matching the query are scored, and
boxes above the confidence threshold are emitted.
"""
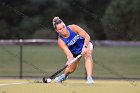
[0,0,111,39]
[102,0,140,41]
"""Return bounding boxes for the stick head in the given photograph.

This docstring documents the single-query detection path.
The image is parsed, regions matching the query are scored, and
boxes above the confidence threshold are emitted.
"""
[43,77,52,83]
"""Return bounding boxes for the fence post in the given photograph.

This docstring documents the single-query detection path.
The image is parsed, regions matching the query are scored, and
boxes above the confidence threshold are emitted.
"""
[19,39,23,79]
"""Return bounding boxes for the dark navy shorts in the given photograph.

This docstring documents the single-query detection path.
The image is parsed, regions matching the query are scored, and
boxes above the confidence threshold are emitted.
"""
[73,53,81,58]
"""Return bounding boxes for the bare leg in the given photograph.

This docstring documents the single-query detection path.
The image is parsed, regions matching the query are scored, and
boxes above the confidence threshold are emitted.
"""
[84,55,93,77]
[54,57,81,82]
[64,58,81,77]
[83,42,94,83]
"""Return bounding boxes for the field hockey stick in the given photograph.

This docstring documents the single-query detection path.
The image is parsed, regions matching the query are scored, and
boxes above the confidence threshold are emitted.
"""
[43,54,82,83]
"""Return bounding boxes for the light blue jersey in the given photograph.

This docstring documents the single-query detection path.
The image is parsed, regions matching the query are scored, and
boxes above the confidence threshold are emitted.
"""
[58,26,85,54]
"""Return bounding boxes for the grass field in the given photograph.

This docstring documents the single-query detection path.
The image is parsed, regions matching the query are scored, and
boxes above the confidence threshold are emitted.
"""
[0,45,140,78]
[0,79,140,93]
[0,45,140,93]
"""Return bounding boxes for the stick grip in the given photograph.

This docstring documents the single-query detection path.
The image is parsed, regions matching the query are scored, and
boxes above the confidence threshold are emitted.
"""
[67,54,82,65]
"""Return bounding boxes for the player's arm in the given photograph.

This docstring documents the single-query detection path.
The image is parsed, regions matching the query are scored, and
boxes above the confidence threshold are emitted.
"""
[58,38,74,61]
[69,24,90,48]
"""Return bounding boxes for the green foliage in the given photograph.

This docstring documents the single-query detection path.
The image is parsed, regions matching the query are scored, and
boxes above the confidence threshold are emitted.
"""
[0,0,110,39]
[32,29,57,39]
[0,20,9,39]
[102,0,140,41]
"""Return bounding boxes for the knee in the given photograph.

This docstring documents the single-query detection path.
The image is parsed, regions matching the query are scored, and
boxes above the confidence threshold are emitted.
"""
[84,52,92,59]
[84,42,93,59]
[67,66,76,73]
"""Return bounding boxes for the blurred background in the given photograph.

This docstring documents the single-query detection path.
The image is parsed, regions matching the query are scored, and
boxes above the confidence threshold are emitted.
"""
[0,0,139,40]
[0,0,140,80]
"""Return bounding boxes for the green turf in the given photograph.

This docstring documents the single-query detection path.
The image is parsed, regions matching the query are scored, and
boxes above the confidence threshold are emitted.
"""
[0,45,140,78]
[0,79,140,93]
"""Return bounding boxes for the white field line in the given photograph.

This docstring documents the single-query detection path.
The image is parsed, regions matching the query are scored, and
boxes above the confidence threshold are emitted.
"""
[0,82,31,86]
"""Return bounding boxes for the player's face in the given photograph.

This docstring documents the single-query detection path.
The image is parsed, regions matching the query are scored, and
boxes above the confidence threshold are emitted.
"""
[56,23,67,35]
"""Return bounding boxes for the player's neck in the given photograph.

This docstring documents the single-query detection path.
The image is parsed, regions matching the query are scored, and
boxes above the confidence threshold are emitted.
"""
[61,29,70,38]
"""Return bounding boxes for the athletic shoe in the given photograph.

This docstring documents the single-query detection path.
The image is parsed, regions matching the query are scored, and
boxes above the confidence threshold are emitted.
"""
[54,74,67,83]
[86,76,95,84]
